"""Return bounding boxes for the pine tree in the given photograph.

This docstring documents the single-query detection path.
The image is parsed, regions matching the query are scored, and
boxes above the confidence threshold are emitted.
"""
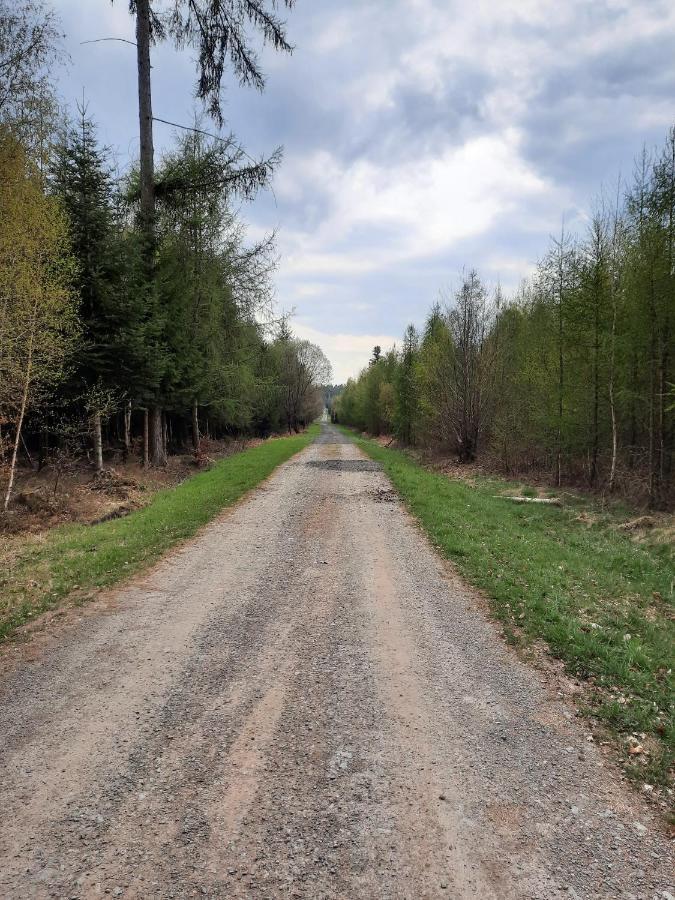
[395,324,419,445]
[51,109,158,464]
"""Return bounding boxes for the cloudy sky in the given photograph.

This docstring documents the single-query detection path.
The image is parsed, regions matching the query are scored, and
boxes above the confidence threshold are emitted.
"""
[54,0,675,382]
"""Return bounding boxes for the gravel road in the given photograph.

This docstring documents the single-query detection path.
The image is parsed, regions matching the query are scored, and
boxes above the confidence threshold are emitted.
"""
[0,423,672,899]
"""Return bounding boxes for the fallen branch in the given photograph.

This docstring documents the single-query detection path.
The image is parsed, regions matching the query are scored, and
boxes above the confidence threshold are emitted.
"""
[495,495,562,506]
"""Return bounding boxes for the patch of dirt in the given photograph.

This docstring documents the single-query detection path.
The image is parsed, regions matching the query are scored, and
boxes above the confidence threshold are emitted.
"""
[0,437,257,537]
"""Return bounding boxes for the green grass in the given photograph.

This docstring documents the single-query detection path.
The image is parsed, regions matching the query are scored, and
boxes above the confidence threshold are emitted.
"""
[343,428,674,790]
[0,426,318,643]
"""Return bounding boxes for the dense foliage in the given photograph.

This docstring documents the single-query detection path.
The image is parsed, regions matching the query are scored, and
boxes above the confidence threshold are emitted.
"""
[0,0,329,509]
[336,134,675,507]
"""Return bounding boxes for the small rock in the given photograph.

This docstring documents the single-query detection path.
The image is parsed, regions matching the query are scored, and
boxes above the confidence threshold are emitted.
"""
[633,822,647,835]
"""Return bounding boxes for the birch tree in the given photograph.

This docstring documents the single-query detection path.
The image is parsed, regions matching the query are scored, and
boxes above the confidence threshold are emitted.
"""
[0,134,78,509]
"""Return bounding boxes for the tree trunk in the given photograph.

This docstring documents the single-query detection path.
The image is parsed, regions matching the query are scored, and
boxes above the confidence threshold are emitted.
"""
[557,290,563,489]
[3,373,30,511]
[142,408,149,468]
[191,401,200,452]
[149,406,166,466]
[123,399,132,462]
[648,274,658,507]
[162,411,168,457]
[608,294,618,493]
[92,412,103,473]
[4,298,37,511]
[136,0,155,269]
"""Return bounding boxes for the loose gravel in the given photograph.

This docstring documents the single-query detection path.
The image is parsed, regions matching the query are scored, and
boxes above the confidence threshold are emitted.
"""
[0,424,672,899]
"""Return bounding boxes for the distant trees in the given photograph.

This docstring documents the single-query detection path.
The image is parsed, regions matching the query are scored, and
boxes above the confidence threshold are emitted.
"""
[272,332,331,432]
[335,129,675,507]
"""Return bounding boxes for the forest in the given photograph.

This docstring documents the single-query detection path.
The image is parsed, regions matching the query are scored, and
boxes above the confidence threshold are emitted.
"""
[0,0,329,513]
[335,135,675,509]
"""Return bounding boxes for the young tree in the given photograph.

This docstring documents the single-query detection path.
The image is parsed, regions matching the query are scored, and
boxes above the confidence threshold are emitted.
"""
[540,226,577,485]
[415,303,455,450]
[578,212,611,486]
[394,324,418,445]
[447,271,494,462]
[0,133,78,509]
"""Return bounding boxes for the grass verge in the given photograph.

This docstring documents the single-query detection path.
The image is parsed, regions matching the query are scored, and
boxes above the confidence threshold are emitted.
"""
[0,426,318,643]
[344,428,674,795]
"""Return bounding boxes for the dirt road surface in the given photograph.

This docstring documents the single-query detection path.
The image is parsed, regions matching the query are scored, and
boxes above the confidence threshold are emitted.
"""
[0,424,672,899]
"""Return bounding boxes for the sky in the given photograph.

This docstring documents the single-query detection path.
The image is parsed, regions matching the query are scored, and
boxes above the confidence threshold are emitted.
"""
[53,0,675,382]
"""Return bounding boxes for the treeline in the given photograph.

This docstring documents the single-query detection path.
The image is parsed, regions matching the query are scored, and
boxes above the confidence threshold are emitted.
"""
[336,130,675,508]
[0,0,329,510]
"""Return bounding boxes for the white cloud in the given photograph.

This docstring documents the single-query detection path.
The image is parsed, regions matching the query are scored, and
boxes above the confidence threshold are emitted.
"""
[276,129,553,279]
[292,321,398,383]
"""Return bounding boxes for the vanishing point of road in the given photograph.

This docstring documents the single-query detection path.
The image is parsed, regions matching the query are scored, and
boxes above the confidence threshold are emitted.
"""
[0,424,672,899]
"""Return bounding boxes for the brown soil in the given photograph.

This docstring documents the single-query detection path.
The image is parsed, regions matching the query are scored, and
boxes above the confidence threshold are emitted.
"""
[0,437,255,536]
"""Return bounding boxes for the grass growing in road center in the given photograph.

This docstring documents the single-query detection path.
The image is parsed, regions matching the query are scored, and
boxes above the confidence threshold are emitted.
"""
[0,426,318,643]
[345,429,674,792]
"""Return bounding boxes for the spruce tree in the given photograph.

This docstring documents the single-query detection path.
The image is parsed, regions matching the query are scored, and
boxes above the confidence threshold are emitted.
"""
[51,109,159,461]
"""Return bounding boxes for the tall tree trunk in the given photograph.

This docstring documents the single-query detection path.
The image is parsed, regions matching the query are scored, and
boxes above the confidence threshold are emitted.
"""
[149,406,166,466]
[142,408,149,468]
[648,274,658,507]
[591,297,599,487]
[629,355,638,469]
[92,412,103,473]
[4,299,37,511]
[608,306,618,492]
[557,294,563,488]
[136,0,155,269]
[191,400,200,452]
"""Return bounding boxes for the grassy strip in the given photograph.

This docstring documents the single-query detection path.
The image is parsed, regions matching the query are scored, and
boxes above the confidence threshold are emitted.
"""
[0,426,318,643]
[344,428,674,790]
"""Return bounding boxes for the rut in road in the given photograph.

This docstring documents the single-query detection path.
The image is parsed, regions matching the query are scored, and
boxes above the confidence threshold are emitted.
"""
[0,424,672,899]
